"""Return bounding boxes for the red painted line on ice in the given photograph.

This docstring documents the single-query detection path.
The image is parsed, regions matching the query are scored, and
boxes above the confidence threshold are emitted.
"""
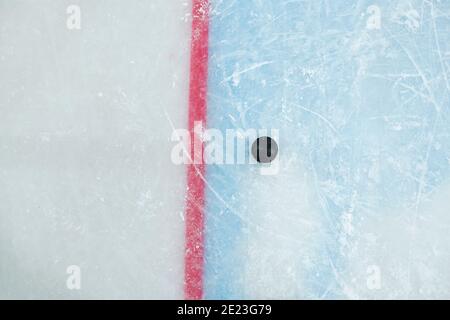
[185,0,209,300]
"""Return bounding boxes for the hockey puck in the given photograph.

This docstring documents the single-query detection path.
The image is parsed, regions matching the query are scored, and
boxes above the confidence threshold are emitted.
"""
[251,136,278,163]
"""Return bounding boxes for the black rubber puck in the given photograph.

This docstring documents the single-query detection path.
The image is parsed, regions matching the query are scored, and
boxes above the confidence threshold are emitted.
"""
[251,136,278,163]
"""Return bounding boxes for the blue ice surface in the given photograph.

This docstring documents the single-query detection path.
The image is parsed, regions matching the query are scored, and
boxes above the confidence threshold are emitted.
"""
[204,0,450,299]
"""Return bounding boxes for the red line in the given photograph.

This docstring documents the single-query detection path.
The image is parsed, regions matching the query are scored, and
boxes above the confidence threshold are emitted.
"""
[185,0,209,300]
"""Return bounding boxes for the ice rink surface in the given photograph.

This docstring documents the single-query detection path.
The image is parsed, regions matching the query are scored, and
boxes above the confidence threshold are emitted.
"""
[1,0,450,299]
[0,0,191,299]
[204,0,450,299]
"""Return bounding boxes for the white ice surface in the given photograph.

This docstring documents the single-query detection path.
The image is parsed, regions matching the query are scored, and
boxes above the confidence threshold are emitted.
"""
[0,0,191,299]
